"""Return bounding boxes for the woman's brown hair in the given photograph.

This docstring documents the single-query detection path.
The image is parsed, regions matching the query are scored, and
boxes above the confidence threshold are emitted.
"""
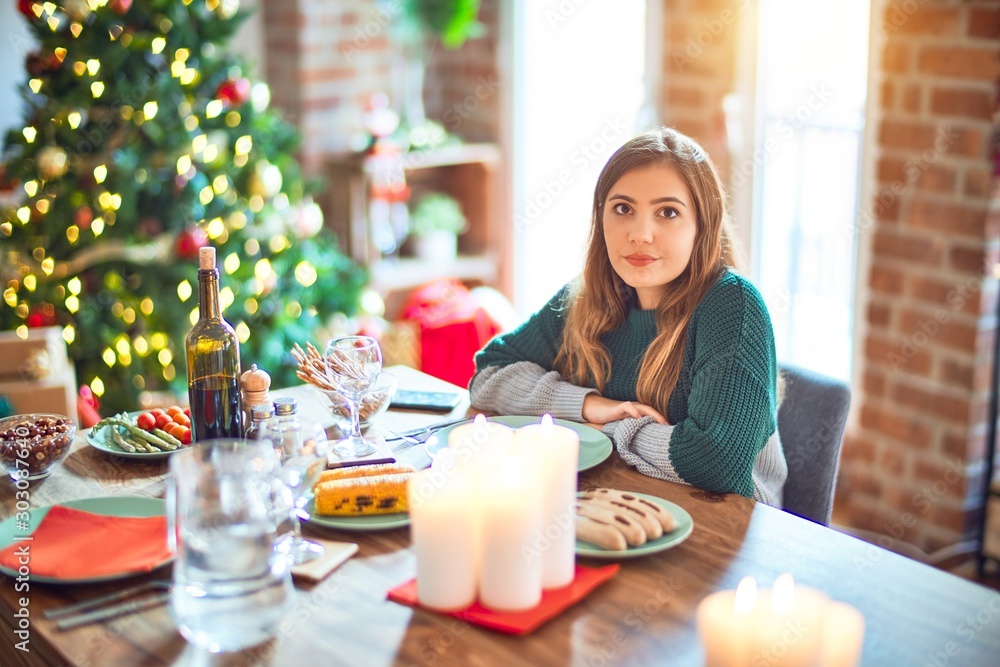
[554,127,739,416]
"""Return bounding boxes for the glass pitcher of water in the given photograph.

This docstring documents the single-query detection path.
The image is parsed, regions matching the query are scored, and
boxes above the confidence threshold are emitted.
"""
[167,439,293,653]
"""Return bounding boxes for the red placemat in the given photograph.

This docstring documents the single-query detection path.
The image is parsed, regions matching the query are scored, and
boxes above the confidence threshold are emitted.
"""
[0,505,170,579]
[387,564,619,635]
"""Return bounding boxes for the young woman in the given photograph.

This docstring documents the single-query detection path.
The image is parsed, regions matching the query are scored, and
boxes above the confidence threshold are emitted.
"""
[470,127,787,506]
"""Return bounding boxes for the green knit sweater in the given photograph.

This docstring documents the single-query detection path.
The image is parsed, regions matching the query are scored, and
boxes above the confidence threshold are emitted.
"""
[472,270,783,500]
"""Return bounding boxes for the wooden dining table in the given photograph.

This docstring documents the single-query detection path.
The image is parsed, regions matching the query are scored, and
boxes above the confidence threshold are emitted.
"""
[0,366,998,666]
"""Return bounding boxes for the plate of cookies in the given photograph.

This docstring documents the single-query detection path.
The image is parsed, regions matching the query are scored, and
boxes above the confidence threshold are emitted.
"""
[575,489,694,559]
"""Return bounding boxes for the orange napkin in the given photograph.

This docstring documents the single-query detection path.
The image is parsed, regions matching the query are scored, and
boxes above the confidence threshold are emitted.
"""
[387,564,619,635]
[0,505,171,579]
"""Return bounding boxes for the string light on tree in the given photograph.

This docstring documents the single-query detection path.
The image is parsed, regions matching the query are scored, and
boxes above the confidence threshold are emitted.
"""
[0,0,364,412]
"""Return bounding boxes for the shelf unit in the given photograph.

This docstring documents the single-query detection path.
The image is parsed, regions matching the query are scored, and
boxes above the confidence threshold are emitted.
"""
[322,143,509,318]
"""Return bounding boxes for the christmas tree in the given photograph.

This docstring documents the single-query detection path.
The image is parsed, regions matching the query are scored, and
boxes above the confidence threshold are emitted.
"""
[0,0,365,413]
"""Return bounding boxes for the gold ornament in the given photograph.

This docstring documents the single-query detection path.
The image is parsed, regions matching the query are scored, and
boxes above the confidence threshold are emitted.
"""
[246,171,264,197]
[63,0,90,22]
[37,146,68,179]
[217,0,240,20]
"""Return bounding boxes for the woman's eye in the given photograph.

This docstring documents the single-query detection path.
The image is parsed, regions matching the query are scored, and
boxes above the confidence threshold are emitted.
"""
[612,203,631,215]
[659,206,679,219]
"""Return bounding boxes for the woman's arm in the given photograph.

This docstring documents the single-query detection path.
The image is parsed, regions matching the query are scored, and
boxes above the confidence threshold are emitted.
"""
[470,362,597,421]
[471,287,600,419]
[601,276,783,500]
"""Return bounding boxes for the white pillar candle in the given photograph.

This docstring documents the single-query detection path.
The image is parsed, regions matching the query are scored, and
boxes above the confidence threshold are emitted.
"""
[447,414,513,471]
[696,575,864,667]
[750,574,827,667]
[408,463,478,611]
[821,601,865,667]
[478,455,543,612]
[696,576,757,667]
[512,414,578,590]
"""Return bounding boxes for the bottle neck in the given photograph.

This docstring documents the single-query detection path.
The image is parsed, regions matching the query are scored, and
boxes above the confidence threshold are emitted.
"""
[198,268,221,320]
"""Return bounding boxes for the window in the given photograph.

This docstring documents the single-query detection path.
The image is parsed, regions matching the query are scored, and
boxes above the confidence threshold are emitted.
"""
[511,0,648,315]
[747,0,871,380]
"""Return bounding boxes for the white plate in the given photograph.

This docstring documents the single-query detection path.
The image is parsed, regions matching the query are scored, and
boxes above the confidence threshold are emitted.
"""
[575,492,694,559]
[86,411,184,460]
[427,415,614,471]
[0,497,172,584]
[303,496,410,532]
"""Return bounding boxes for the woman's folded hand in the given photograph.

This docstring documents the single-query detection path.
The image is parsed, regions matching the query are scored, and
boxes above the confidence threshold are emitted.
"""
[582,394,668,426]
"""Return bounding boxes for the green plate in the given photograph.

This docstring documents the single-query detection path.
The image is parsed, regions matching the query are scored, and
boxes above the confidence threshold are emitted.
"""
[427,415,614,471]
[575,492,694,559]
[0,496,171,584]
[86,411,183,460]
[303,497,410,532]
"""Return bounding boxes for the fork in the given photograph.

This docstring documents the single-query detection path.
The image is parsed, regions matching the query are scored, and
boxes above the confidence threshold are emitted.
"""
[384,429,434,453]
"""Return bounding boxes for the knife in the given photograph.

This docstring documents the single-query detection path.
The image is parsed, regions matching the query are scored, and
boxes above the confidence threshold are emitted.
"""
[54,591,171,630]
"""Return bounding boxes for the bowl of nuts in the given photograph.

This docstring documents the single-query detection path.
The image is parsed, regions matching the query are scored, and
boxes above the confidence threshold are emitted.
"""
[0,414,76,482]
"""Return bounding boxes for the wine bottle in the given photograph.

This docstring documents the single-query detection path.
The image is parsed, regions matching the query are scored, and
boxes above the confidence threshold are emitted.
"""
[185,246,243,442]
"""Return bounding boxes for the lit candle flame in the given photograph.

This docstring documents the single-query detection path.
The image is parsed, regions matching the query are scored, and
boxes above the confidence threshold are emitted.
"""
[772,573,795,614]
[474,414,487,426]
[733,576,757,613]
[541,413,554,427]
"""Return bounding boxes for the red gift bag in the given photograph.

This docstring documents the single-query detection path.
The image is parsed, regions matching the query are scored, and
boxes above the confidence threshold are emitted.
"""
[401,280,501,388]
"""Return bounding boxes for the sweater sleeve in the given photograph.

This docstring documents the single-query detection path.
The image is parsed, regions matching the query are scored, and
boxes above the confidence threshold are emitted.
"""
[470,362,598,421]
[471,287,570,376]
[603,277,779,499]
[469,286,598,420]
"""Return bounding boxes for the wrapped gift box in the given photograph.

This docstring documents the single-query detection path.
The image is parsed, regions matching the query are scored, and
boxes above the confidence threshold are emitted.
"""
[0,327,78,418]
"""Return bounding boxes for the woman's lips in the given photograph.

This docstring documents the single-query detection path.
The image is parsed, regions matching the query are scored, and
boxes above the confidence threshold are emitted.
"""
[625,254,657,267]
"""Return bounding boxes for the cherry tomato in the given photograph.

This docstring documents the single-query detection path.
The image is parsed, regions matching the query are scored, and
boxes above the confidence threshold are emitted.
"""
[183,407,190,417]
[166,423,186,440]
[149,408,166,417]
[155,413,173,429]
[166,406,184,417]
[136,412,156,431]
[176,426,192,445]
[172,413,190,427]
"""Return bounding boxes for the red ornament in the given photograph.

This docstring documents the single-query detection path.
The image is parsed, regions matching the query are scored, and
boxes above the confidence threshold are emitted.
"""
[174,226,208,260]
[74,206,93,230]
[0,165,16,193]
[110,0,132,14]
[77,385,102,429]
[18,1,38,19]
[215,78,251,107]
[26,303,57,328]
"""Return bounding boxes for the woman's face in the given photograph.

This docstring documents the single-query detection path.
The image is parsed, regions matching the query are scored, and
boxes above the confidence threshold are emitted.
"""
[602,163,697,310]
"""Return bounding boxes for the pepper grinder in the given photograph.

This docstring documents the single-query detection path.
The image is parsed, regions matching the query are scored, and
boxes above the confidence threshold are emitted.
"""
[240,363,272,436]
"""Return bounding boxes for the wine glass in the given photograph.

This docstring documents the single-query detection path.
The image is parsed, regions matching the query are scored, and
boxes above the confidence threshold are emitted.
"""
[324,335,382,458]
[262,413,329,565]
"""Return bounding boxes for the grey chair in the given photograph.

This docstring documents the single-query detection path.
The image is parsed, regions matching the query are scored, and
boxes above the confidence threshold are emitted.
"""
[777,363,852,526]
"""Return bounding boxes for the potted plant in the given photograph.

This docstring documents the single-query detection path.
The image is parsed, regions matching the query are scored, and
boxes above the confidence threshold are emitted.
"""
[408,193,467,262]
[394,0,485,142]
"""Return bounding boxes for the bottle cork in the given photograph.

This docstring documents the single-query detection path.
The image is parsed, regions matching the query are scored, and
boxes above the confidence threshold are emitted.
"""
[199,246,216,270]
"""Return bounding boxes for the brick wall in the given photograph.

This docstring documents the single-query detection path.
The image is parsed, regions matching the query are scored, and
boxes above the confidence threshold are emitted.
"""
[422,0,502,143]
[841,0,1000,555]
[660,0,741,175]
[261,0,501,174]
[262,0,395,173]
